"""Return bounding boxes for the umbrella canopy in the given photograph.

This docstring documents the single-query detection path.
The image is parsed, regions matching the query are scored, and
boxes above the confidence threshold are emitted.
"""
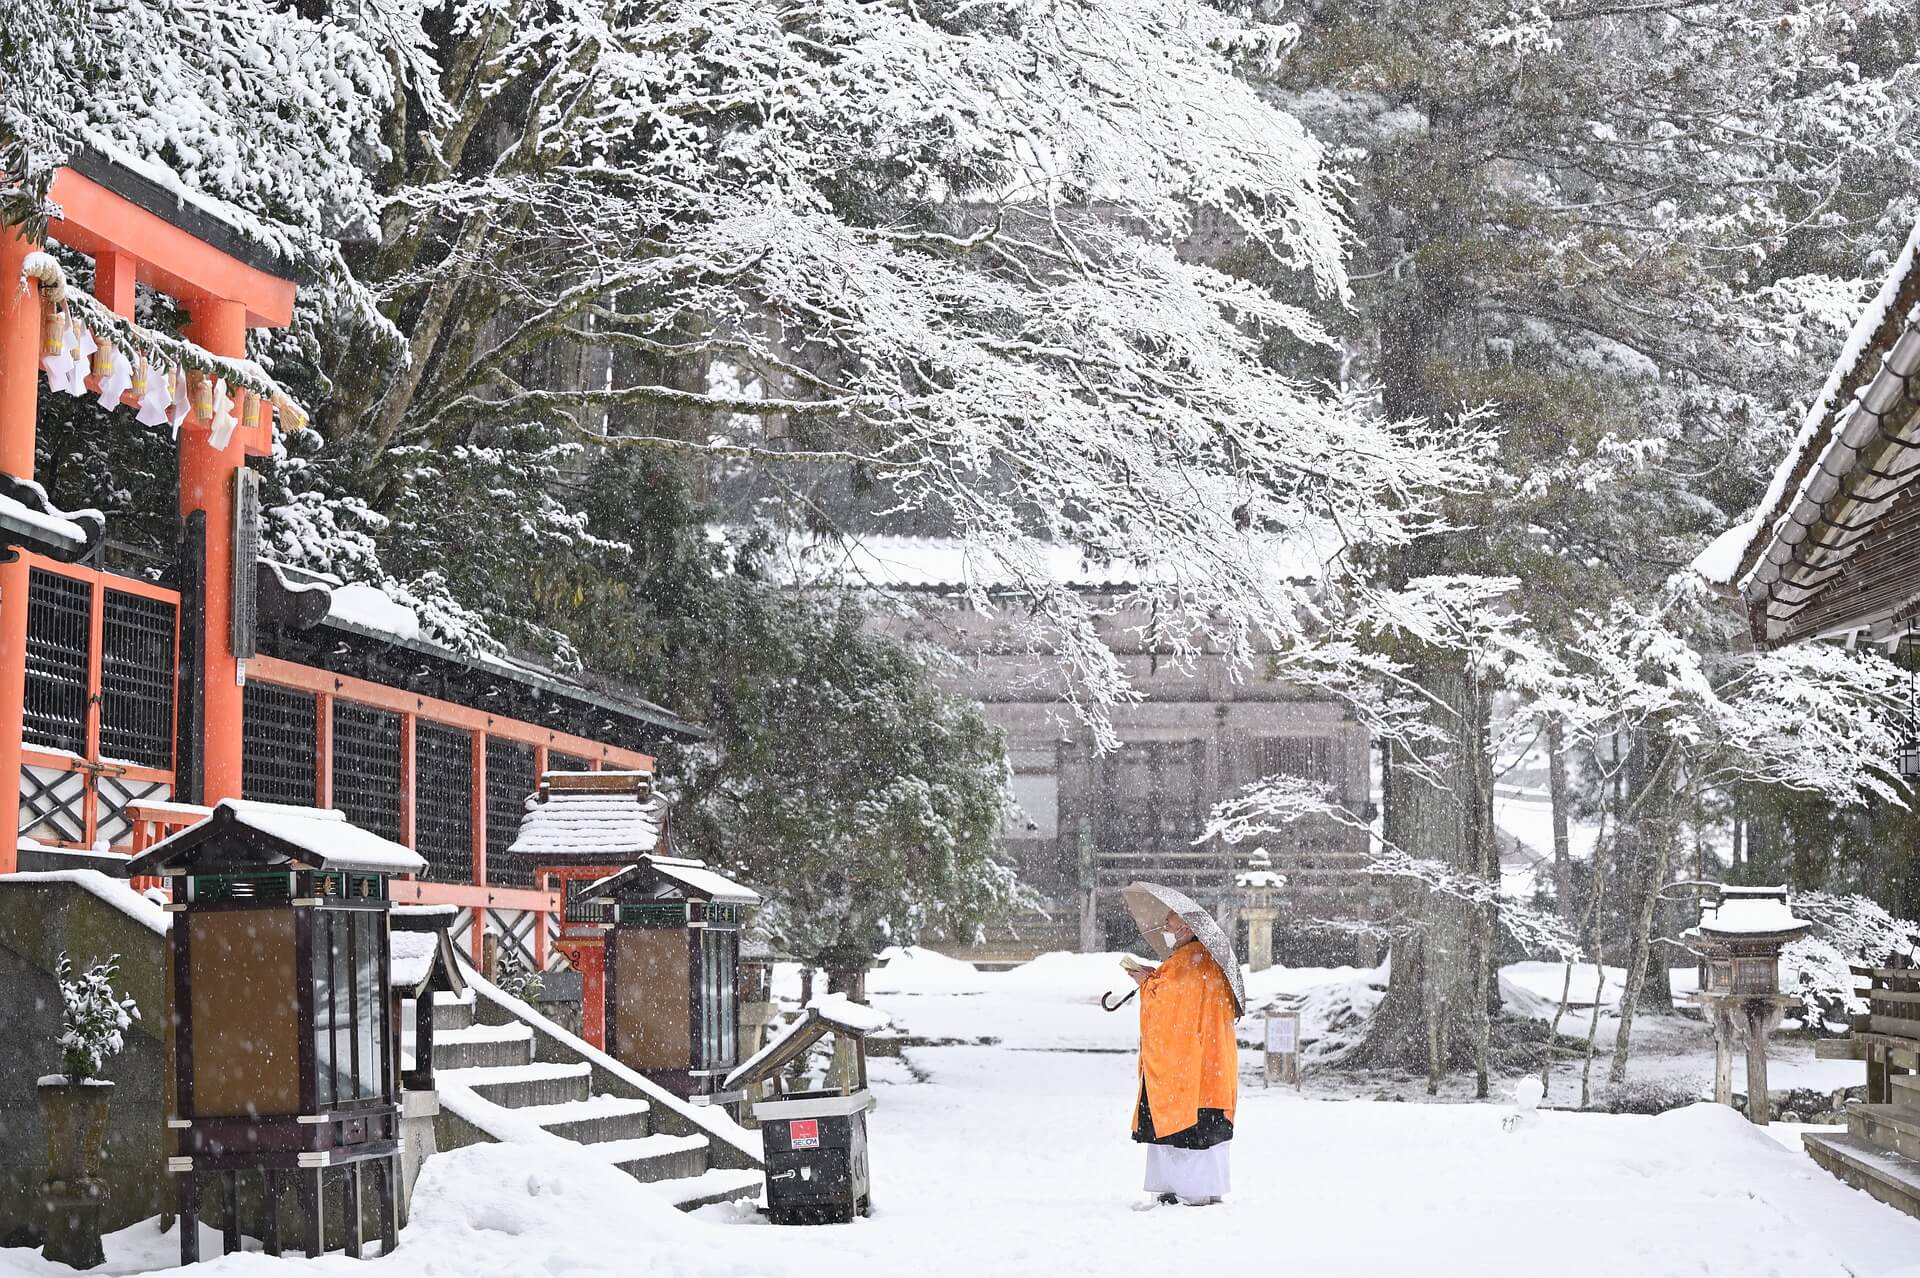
[1120,881,1246,1016]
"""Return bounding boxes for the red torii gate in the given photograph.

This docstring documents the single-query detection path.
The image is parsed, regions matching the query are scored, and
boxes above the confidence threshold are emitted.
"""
[0,156,295,871]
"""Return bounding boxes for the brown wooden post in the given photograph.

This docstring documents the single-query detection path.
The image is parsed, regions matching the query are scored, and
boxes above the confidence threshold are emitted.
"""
[1711,1002,1735,1108]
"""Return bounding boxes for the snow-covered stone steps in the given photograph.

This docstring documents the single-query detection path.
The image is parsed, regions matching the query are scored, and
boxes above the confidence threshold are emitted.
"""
[585,1132,710,1181]
[432,1022,537,1070]
[443,1061,592,1108]
[1850,1103,1920,1162]
[432,990,477,1032]
[519,1095,655,1144]
[1805,1129,1920,1220]
[645,1167,767,1212]
[428,968,763,1212]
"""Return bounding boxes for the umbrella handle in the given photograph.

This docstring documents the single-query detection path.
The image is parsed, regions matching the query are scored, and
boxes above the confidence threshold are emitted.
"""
[1101,989,1138,1012]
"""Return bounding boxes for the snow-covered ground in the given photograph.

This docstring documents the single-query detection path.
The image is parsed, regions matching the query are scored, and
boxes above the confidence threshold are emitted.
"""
[8,949,1914,1278]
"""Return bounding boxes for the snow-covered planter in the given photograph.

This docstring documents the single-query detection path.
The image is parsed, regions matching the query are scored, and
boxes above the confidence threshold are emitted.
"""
[38,953,138,1268]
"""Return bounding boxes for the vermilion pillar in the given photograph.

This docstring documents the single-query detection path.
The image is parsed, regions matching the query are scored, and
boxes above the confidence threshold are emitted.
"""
[179,298,248,805]
[0,228,41,872]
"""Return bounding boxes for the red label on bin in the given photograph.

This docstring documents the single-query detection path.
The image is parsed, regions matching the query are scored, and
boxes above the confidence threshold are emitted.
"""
[789,1119,820,1148]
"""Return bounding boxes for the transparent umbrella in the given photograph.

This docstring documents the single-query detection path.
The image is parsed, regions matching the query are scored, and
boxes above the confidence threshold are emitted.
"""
[1103,881,1246,1015]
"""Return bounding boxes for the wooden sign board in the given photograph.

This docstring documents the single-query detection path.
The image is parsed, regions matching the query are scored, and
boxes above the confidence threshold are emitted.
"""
[1264,1011,1301,1088]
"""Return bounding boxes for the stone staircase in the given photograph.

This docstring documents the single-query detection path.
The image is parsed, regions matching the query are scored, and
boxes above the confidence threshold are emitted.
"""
[418,980,763,1211]
[1805,963,1920,1219]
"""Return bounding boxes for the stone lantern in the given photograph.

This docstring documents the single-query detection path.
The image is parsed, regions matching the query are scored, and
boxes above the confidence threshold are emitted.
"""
[1683,885,1811,1125]
[1235,848,1286,974]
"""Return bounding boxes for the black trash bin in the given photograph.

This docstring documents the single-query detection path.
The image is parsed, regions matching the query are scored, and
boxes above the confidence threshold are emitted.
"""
[759,1089,874,1223]
[722,1000,887,1224]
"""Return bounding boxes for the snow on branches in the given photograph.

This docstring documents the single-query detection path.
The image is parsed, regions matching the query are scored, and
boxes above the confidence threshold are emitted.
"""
[53,952,138,1084]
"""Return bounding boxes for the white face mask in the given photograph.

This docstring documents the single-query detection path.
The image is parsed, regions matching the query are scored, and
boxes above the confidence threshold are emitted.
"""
[1162,929,1180,950]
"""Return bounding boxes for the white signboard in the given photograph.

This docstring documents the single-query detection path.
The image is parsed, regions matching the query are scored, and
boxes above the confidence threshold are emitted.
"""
[1265,1013,1299,1055]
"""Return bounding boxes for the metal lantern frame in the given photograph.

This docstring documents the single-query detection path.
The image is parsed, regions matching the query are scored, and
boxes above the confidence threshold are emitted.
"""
[586,855,760,1102]
[126,800,426,1263]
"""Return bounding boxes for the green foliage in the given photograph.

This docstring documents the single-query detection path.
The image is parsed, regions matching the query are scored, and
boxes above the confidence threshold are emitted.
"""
[494,944,543,1002]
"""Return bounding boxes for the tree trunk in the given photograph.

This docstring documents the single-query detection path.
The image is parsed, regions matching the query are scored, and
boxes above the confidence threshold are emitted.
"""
[827,964,869,1004]
[1350,660,1486,1078]
[1610,734,1679,1085]
[1549,714,1573,920]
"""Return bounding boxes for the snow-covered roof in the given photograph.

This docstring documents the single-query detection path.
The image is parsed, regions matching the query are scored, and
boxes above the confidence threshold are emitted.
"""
[1703,217,1920,645]
[391,931,443,990]
[739,530,1335,595]
[585,855,758,906]
[1697,886,1811,939]
[301,579,706,744]
[508,776,665,861]
[723,997,892,1091]
[0,475,103,563]
[811,993,893,1034]
[127,799,426,876]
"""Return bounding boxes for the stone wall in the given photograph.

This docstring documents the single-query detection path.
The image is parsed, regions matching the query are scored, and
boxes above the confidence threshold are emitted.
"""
[0,878,169,1245]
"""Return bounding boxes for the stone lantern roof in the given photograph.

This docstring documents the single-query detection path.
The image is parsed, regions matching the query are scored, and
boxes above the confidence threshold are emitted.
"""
[1693,885,1811,946]
[1235,847,1286,890]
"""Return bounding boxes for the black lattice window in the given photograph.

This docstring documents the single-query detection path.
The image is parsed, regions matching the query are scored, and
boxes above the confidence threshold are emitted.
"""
[486,737,538,887]
[99,589,176,769]
[416,721,473,883]
[332,701,403,842]
[23,569,90,755]
[549,750,592,773]
[243,682,318,805]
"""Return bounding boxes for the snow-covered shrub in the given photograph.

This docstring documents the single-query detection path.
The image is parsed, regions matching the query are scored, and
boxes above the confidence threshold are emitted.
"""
[54,952,138,1083]
[1781,935,1859,1035]
[1590,1077,1701,1116]
[1781,893,1920,1035]
[493,945,543,1003]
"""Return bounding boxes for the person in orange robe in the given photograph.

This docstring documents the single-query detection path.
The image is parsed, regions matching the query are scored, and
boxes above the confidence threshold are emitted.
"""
[1127,909,1238,1208]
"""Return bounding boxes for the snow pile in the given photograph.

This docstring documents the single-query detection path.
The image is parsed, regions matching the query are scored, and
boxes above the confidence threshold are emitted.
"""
[1239,963,1388,1061]
[867,946,993,996]
[995,951,1139,1003]
[1691,517,1759,586]
[1498,962,1629,1020]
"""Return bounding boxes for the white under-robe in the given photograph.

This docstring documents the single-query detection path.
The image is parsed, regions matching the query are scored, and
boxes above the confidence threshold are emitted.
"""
[1142,1141,1231,1200]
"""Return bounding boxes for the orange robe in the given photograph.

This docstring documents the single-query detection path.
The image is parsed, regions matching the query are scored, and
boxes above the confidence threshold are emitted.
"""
[1132,940,1238,1140]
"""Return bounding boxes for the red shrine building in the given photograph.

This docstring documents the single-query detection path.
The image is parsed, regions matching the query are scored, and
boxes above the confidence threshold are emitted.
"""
[0,147,703,989]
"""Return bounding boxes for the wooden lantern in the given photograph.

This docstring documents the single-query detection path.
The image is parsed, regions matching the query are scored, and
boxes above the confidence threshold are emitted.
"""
[126,799,426,1264]
[586,855,759,1102]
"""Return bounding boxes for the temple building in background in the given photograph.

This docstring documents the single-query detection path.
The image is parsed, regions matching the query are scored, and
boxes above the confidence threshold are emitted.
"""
[795,534,1381,965]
